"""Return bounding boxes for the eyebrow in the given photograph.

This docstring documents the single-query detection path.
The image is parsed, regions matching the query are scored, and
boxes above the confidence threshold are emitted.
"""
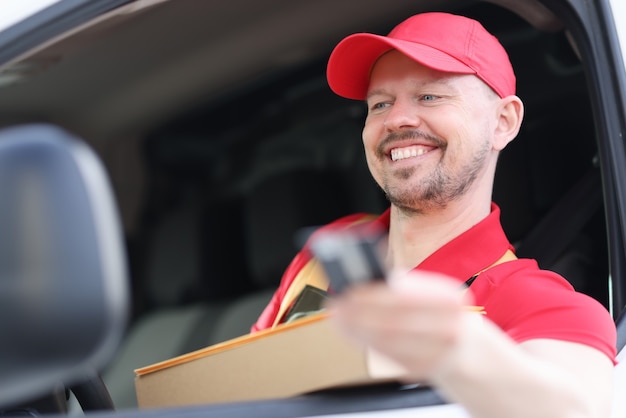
[365,77,457,100]
[365,88,389,100]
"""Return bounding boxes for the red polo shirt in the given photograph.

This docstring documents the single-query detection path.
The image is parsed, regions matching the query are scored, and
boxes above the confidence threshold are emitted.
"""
[252,204,617,363]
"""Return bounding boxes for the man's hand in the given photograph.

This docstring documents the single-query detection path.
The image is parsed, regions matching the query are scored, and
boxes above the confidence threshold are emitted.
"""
[326,270,474,381]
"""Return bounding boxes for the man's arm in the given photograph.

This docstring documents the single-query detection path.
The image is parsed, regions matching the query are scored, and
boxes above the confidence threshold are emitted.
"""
[327,272,614,418]
[431,318,613,418]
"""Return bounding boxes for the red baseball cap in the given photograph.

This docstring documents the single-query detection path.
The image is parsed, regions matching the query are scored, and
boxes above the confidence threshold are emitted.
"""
[326,12,516,100]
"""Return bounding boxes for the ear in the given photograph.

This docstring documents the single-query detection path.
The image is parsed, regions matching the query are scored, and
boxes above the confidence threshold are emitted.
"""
[493,95,524,151]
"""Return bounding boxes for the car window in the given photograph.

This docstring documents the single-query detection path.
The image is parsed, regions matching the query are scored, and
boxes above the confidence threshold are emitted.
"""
[0,0,624,416]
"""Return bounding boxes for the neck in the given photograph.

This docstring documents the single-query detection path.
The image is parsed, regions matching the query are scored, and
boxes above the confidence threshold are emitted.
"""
[385,194,492,272]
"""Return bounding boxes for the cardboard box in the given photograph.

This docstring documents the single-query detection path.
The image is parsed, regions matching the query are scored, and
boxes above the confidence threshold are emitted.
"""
[134,312,406,409]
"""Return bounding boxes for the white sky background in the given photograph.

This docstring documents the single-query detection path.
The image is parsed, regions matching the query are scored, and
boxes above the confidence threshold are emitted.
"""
[0,0,61,32]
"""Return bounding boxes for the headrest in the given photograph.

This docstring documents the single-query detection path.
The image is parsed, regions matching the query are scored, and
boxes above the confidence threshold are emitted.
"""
[0,124,129,407]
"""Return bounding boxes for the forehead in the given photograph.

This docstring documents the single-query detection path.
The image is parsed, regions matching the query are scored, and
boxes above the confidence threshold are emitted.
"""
[367,50,494,97]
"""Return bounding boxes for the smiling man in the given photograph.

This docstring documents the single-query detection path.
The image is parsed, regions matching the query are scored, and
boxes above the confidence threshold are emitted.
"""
[253,12,616,418]
[364,51,498,216]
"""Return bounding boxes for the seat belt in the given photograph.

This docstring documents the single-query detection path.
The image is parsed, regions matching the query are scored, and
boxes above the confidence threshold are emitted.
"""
[515,166,602,268]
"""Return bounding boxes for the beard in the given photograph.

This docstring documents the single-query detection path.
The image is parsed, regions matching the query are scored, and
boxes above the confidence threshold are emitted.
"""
[376,130,491,214]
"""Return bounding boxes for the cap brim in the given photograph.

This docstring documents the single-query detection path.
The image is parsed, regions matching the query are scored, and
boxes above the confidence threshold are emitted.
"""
[327,33,476,100]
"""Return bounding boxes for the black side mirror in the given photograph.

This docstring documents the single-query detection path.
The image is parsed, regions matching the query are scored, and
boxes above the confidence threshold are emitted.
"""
[0,124,129,408]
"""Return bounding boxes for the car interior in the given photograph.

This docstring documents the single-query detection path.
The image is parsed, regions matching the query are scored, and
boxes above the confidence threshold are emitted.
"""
[0,0,622,414]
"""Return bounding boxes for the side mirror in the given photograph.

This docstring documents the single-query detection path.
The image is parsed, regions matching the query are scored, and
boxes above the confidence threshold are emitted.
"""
[0,124,129,407]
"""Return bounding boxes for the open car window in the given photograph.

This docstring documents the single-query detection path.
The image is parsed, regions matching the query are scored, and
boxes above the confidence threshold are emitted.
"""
[0,0,625,416]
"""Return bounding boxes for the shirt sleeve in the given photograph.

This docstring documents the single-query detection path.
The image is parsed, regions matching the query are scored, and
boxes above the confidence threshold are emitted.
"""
[472,259,617,364]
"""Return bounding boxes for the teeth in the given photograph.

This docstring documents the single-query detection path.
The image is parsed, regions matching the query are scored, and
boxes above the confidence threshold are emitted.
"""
[391,146,428,161]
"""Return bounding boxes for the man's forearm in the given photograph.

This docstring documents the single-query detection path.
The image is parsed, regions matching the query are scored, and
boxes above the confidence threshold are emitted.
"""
[429,315,612,418]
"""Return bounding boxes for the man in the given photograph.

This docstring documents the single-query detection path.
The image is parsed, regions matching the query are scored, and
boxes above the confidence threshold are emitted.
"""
[253,12,616,418]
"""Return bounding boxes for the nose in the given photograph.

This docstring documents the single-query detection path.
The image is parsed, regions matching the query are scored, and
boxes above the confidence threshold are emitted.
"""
[383,99,421,132]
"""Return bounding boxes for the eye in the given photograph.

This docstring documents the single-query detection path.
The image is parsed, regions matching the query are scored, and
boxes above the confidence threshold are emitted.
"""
[367,101,391,112]
[421,94,438,102]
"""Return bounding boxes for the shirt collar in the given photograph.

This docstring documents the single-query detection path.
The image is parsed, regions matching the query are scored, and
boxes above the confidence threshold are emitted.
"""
[374,203,513,283]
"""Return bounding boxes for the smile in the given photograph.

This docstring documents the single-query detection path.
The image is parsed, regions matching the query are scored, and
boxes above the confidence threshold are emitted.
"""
[390,145,435,161]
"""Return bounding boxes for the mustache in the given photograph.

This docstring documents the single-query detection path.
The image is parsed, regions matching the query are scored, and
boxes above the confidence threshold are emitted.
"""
[377,130,446,157]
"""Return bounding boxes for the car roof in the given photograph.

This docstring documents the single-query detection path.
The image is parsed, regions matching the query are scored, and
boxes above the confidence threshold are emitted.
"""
[0,0,562,143]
